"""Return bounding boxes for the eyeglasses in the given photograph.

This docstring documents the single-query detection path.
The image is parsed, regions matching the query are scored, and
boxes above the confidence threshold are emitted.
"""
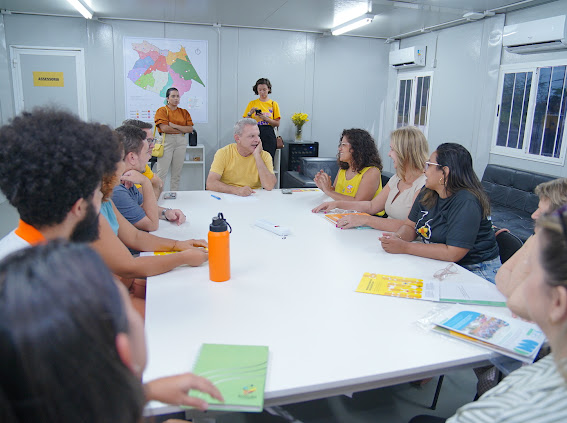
[433,263,458,281]
[425,161,442,171]
[146,138,156,145]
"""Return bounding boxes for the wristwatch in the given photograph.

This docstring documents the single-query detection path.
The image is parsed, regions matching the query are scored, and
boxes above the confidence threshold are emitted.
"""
[161,208,172,221]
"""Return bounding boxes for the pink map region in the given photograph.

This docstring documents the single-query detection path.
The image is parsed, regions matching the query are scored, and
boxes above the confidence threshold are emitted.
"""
[169,69,193,96]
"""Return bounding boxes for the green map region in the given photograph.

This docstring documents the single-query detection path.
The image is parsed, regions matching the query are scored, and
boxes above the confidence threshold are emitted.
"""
[128,40,204,98]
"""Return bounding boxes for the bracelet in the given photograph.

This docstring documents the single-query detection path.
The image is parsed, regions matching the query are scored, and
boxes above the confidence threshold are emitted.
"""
[162,208,172,221]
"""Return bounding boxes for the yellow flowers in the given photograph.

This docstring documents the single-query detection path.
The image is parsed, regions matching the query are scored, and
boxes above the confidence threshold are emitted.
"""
[291,112,309,127]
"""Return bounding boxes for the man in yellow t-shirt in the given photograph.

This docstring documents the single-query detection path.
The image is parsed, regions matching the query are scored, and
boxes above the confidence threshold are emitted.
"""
[206,118,277,197]
[122,119,164,199]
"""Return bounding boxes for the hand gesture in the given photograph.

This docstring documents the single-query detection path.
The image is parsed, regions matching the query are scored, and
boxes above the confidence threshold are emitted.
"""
[314,170,332,193]
[248,108,258,117]
[174,239,208,250]
[164,209,186,226]
[181,248,208,266]
[144,373,224,411]
[120,170,148,189]
[311,201,337,213]
[236,186,255,197]
[252,139,264,158]
[336,214,367,229]
[379,232,406,254]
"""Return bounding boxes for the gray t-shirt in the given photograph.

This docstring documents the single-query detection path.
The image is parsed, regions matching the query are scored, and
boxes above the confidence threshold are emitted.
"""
[111,184,146,225]
[408,189,498,266]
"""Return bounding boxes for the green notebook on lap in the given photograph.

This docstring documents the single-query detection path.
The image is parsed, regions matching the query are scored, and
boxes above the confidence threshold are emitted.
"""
[188,343,269,412]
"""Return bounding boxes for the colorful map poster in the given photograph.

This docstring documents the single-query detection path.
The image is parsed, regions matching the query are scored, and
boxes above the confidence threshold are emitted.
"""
[123,37,208,123]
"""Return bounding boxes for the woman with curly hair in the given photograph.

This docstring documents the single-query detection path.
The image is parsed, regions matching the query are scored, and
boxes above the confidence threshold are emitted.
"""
[92,133,208,318]
[313,126,428,231]
[314,128,383,204]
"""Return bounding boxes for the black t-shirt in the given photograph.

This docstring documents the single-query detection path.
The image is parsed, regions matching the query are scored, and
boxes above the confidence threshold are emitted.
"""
[408,189,498,266]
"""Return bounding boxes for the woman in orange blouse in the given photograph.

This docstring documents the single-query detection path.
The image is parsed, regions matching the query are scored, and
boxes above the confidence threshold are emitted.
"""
[154,87,194,191]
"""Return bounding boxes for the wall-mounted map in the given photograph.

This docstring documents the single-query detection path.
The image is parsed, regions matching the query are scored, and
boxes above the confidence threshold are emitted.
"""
[124,37,208,123]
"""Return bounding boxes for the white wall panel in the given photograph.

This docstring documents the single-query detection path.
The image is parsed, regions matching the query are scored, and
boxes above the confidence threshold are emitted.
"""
[312,36,390,158]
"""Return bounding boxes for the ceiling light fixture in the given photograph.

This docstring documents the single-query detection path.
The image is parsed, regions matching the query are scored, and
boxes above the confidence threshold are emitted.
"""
[331,13,374,36]
[66,0,93,19]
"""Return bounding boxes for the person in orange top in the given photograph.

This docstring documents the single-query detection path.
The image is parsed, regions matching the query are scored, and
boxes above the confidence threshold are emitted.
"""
[0,108,121,260]
[154,87,194,191]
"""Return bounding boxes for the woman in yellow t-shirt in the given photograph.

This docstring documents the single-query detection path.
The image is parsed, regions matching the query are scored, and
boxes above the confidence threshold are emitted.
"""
[243,78,281,162]
[314,128,383,206]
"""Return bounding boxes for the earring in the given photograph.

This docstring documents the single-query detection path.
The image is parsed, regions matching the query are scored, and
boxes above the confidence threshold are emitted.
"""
[439,177,444,185]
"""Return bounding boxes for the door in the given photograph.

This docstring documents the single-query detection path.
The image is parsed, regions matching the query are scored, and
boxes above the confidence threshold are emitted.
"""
[10,46,87,119]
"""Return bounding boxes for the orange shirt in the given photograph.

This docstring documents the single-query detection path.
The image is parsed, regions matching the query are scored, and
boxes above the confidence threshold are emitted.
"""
[14,220,46,245]
[154,106,193,133]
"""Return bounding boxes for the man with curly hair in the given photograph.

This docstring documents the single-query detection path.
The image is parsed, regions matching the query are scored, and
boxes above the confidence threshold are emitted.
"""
[0,108,121,260]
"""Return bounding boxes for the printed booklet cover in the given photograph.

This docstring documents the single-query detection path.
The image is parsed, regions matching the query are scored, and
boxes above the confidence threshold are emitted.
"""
[432,304,545,363]
[188,343,269,412]
[356,272,507,307]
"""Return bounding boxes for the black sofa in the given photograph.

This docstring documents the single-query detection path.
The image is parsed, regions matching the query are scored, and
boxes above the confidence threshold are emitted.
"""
[282,157,393,189]
[481,164,555,242]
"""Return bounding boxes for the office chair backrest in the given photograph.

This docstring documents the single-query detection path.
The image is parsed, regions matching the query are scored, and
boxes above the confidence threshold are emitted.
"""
[495,228,524,264]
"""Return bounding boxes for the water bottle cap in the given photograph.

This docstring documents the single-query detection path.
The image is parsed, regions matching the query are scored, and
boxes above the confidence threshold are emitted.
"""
[210,213,230,232]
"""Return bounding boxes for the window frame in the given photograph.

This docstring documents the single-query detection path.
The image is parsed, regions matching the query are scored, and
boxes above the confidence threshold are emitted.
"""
[491,59,567,166]
[393,71,434,138]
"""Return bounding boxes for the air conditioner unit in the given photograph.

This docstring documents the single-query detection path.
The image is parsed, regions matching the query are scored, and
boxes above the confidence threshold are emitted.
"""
[389,46,426,69]
[503,15,567,54]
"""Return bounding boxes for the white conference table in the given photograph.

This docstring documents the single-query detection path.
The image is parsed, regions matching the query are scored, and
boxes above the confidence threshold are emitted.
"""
[143,189,498,416]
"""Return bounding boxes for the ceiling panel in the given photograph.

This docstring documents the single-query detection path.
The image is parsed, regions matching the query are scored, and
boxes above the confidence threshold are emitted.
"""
[0,0,557,39]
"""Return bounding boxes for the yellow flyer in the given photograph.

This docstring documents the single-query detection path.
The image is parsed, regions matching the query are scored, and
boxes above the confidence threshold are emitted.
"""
[355,272,434,300]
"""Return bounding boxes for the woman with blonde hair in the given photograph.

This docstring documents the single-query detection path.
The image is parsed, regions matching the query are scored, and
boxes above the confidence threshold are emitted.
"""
[313,126,428,232]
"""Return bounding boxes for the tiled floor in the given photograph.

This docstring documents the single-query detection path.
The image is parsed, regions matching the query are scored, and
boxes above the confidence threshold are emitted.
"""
[148,368,477,422]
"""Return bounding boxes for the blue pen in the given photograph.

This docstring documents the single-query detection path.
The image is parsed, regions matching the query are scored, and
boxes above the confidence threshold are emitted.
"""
[211,195,221,200]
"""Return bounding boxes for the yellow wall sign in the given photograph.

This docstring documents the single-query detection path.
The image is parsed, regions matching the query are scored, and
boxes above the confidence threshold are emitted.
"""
[33,72,64,87]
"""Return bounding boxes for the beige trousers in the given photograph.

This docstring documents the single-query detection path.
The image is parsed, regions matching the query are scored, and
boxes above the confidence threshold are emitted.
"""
[157,133,186,191]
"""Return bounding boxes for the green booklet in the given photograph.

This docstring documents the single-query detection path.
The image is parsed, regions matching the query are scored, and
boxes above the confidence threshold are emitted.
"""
[188,343,269,412]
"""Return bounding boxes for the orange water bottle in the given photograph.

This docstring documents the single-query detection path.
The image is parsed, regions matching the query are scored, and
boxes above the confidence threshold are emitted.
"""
[208,213,231,282]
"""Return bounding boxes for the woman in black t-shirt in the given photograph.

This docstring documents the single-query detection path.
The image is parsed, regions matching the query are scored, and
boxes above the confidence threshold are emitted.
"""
[380,143,500,283]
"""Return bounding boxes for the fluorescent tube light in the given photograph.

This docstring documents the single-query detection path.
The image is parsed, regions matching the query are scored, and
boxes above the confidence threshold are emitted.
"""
[331,13,374,36]
[66,0,93,19]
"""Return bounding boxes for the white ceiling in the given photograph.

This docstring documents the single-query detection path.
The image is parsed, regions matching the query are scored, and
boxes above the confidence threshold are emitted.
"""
[0,0,556,39]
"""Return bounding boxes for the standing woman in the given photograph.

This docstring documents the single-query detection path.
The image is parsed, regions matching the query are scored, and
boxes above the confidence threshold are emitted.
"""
[380,143,500,283]
[154,87,194,191]
[243,78,281,161]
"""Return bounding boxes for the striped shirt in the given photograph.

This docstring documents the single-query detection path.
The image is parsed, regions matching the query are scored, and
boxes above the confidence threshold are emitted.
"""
[448,355,567,423]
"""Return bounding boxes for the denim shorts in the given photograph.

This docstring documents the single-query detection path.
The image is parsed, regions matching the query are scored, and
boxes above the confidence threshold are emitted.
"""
[461,256,501,284]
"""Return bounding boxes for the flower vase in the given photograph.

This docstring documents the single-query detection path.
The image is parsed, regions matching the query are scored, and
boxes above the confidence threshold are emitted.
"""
[295,125,303,141]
